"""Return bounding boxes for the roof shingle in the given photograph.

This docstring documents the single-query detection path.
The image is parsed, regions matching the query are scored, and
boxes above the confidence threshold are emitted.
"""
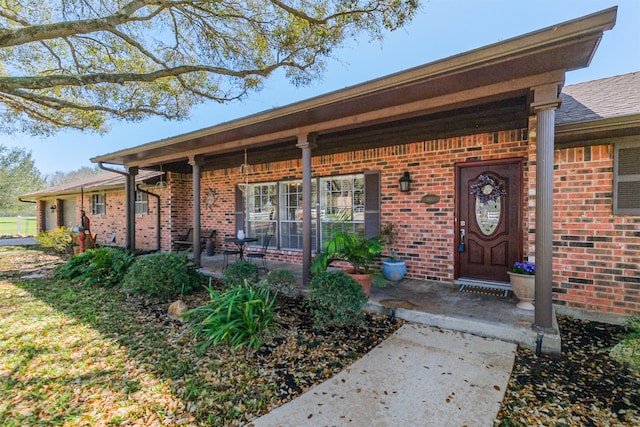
[556,72,640,125]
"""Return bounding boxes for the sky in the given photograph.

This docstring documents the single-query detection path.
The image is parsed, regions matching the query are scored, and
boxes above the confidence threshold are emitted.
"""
[3,0,639,177]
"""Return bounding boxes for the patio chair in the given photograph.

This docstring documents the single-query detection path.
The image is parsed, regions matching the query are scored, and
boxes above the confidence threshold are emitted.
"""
[246,234,272,273]
[222,233,241,271]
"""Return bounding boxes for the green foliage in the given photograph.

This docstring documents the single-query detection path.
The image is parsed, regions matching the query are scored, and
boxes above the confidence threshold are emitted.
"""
[308,271,367,327]
[311,230,383,274]
[264,269,298,294]
[185,280,278,350]
[53,247,135,288]
[0,1,417,135]
[82,247,135,288]
[223,261,259,287]
[53,250,96,280]
[122,252,202,299]
[0,145,45,216]
[35,227,74,253]
[610,316,640,370]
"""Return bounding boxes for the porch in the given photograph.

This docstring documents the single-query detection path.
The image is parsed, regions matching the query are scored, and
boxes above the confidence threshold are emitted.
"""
[197,254,561,355]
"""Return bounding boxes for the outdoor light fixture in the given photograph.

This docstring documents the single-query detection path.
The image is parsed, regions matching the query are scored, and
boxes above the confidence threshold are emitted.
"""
[399,171,412,192]
[50,205,56,212]
[237,149,251,193]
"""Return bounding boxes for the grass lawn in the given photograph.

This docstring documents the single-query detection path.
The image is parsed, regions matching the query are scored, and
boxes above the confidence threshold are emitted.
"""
[0,217,37,236]
[0,246,400,426]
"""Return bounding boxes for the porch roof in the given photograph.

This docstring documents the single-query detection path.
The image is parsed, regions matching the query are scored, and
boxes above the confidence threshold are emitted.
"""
[91,7,617,172]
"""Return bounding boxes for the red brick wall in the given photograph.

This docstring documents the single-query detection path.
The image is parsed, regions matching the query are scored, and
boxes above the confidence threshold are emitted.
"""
[76,188,166,250]
[552,144,640,316]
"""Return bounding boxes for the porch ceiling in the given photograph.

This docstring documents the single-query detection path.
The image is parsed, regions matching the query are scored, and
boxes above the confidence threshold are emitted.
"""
[91,7,617,173]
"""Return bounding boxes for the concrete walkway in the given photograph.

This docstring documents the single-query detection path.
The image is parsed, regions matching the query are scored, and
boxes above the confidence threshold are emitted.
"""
[0,237,36,246]
[248,324,516,427]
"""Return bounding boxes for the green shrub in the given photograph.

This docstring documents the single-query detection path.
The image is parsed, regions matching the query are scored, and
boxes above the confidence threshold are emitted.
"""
[54,250,96,280]
[264,269,297,294]
[610,316,640,371]
[35,227,74,253]
[122,252,202,299]
[185,280,277,350]
[308,271,368,328]
[223,261,258,287]
[53,247,135,289]
[82,247,135,288]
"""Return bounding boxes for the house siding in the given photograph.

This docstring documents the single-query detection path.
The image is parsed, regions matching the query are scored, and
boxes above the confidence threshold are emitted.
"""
[552,143,640,316]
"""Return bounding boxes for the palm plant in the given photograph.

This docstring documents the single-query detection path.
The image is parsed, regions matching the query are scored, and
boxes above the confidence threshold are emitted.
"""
[310,230,383,275]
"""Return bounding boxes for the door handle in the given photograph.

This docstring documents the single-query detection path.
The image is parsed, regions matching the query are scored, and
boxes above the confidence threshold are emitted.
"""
[458,228,466,252]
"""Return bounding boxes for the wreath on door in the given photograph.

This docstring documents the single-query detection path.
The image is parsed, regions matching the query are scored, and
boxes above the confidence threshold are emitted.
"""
[471,174,506,204]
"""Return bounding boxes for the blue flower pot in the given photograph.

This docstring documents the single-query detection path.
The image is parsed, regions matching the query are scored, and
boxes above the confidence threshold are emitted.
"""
[382,259,407,281]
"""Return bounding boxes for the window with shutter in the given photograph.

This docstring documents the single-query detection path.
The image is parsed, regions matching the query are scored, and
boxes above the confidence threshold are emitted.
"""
[614,140,640,215]
[91,194,106,215]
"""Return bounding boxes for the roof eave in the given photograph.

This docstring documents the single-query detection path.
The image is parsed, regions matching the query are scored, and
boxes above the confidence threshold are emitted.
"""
[555,113,640,147]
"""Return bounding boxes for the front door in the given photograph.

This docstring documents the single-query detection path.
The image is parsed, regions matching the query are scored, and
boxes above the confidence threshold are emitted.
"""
[455,159,523,283]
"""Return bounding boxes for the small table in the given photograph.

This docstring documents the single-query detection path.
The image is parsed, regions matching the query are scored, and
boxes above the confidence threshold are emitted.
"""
[225,237,259,261]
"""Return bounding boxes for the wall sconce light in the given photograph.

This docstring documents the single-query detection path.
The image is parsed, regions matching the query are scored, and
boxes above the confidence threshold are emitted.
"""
[399,171,412,192]
[50,205,56,212]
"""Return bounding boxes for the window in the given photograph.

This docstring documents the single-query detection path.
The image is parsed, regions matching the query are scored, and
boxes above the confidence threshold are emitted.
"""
[242,173,377,251]
[135,191,148,215]
[91,194,106,215]
[319,174,365,247]
[279,180,317,250]
[247,183,277,245]
[614,140,640,215]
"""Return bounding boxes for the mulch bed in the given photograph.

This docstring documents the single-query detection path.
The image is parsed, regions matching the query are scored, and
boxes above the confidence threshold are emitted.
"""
[496,315,640,426]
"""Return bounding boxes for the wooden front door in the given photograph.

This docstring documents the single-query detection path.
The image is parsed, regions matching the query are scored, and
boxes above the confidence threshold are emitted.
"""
[455,159,523,283]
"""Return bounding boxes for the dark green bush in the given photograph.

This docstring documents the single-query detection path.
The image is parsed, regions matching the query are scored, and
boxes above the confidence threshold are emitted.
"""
[223,261,258,287]
[54,250,96,280]
[82,247,135,288]
[122,252,202,299]
[53,247,135,288]
[264,269,297,294]
[35,227,74,253]
[185,280,277,350]
[308,271,367,327]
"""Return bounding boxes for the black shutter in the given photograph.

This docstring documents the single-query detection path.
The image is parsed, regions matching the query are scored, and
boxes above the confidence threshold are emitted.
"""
[235,185,245,233]
[614,141,640,215]
[364,171,381,238]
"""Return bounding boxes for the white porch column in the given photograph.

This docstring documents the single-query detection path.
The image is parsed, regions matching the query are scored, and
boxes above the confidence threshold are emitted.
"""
[297,134,316,286]
[531,83,562,332]
[190,156,202,267]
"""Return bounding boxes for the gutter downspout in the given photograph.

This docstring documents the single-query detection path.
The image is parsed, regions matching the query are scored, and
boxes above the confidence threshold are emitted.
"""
[136,184,161,252]
[98,162,137,250]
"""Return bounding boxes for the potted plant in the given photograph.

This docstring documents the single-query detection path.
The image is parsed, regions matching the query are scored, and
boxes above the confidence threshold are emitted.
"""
[380,222,407,281]
[508,261,535,310]
[310,230,385,295]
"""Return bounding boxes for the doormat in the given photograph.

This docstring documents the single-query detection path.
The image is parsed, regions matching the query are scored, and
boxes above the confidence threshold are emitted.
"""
[458,284,511,298]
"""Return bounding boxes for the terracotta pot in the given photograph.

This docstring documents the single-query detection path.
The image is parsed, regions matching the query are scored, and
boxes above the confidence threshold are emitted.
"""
[349,272,372,296]
[508,271,535,310]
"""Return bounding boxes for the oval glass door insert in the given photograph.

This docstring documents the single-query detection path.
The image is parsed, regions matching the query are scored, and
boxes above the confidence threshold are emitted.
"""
[475,197,501,235]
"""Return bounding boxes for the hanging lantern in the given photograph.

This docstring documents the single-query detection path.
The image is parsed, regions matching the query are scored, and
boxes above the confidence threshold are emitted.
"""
[238,149,251,193]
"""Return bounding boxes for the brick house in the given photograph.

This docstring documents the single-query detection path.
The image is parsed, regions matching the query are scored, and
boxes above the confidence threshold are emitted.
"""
[23,169,164,250]
[25,8,639,326]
